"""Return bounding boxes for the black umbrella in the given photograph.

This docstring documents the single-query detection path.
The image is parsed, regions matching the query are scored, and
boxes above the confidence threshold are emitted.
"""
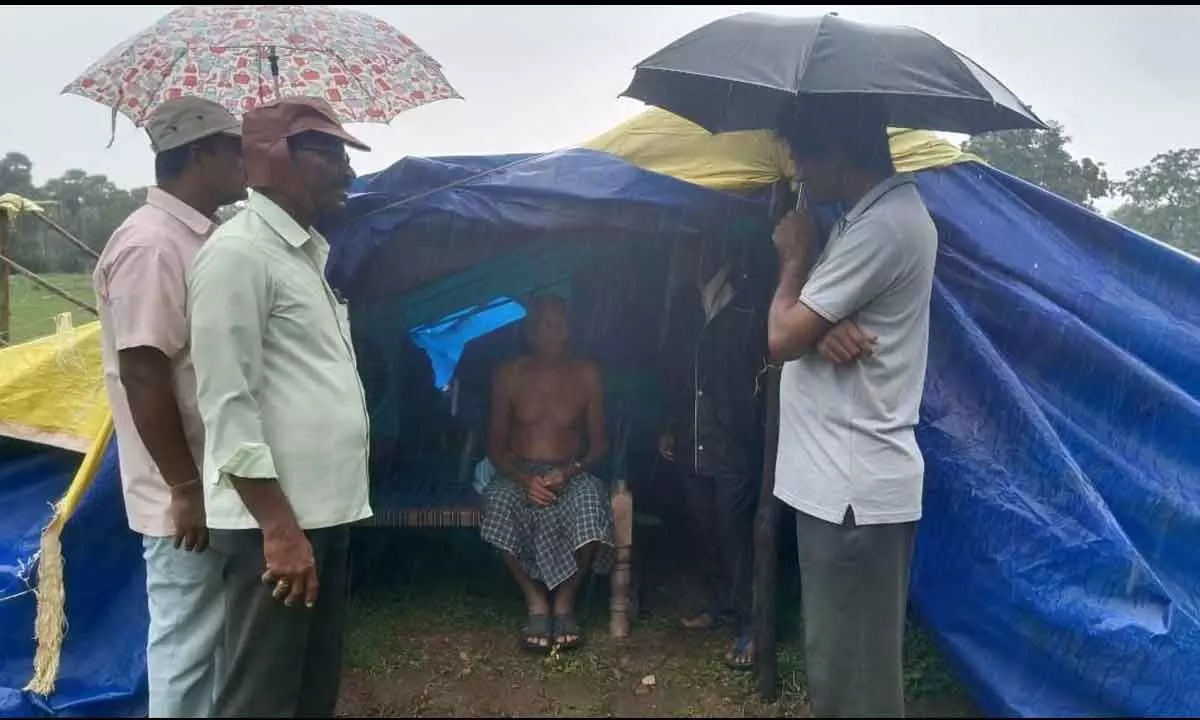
[621,12,1047,136]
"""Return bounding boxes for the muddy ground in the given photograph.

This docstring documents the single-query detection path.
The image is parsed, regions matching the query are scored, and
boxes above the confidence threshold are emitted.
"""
[335,527,979,718]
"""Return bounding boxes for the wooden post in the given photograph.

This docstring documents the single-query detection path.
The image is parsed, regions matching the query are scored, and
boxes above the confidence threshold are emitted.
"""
[0,214,10,345]
[753,364,782,700]
[609,417,634,639]
[610,475,633,639]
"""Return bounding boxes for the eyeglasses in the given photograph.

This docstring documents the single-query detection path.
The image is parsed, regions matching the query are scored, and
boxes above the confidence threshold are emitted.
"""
[291,143,350,167]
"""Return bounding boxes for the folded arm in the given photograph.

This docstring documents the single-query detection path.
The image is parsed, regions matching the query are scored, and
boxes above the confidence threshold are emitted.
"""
[769,220,904,364]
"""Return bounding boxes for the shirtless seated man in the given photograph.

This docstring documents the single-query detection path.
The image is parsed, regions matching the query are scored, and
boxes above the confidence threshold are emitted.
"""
[482,294,614,653]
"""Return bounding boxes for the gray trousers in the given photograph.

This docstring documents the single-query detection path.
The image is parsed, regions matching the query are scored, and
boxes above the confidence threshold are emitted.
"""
[796,508,917,718]
[208,525,351,718]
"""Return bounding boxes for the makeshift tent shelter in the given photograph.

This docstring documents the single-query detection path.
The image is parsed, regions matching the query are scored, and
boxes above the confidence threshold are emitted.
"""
[1,107,1198,718]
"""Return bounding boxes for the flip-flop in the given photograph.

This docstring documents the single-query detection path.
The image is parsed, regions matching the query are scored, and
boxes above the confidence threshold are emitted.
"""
[553,613,585,651]
[724,632,755,671]
[520,613,552,654]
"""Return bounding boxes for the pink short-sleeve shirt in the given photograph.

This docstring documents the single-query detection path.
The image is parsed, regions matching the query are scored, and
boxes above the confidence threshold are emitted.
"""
[93,187,213,538]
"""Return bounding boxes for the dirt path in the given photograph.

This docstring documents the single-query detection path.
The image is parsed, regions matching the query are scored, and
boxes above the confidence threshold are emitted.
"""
[335,529,979,718]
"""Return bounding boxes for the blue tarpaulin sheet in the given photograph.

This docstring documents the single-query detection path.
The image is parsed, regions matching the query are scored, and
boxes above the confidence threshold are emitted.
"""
[409,297,527,391]
[0,438,145,717]
[910,164,1200,717]
[2,147,1198,717]
[323,147,765,298]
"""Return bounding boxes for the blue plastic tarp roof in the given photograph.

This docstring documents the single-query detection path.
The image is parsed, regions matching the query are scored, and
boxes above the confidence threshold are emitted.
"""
[323,147,765,297]
[2,147,1199,717]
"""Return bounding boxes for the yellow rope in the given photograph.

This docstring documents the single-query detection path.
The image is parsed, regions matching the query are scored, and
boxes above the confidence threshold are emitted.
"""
[23,413,113,696]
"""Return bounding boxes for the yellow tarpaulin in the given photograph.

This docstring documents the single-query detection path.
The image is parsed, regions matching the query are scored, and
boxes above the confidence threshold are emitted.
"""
[0,192,47,224]
[0,315,113,696]
[582,106,982,193]
[0,316,109,453]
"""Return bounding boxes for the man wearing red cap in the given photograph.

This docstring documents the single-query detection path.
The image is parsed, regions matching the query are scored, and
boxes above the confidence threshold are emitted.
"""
[187,97,373,717]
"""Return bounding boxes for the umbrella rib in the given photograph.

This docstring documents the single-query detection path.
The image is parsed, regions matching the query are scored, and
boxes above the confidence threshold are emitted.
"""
[792,13,827,95]
[325,48,386,115]
[637,64,789,92]
[907,28,992,105]
[143,49,188,124]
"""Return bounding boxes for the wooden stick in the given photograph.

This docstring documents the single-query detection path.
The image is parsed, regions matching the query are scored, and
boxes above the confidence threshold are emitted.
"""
[754,364,782,700]
[30,213,100,261]
[610,476,633,639]
[0,253,97,316]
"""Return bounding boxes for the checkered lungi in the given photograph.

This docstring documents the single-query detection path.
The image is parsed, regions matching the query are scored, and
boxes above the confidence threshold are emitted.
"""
[481,461,614,590]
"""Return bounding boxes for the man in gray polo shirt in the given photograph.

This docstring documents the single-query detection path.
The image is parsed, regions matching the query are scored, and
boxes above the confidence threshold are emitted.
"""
[767,96,938,718]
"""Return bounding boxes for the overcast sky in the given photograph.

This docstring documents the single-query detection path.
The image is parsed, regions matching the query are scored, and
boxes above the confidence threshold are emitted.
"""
[1,4,1197,200]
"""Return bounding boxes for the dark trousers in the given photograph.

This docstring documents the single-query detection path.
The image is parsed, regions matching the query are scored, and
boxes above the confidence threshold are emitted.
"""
[796,508,917,718]
[682,472,757,633]
[208,525,351,718]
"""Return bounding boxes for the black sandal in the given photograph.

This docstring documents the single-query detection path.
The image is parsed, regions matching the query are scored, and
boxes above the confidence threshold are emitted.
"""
[553,613,584,651]
[520,613,552,654]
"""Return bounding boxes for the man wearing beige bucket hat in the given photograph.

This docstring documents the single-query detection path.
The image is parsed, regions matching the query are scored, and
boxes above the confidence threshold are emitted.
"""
[188,96,373,717]
[92,95,246,718]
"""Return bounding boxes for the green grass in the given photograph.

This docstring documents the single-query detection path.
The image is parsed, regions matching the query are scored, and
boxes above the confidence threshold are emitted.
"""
[4,272,96,344]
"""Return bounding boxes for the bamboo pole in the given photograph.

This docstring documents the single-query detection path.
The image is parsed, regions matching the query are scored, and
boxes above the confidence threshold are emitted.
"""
[753,364,782,700]
[0,253,96,316]
[30,212,100,261]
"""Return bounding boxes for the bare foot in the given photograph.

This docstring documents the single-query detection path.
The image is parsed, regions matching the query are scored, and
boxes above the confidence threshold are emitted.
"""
[680,611,716,630]
[725,633,755,669]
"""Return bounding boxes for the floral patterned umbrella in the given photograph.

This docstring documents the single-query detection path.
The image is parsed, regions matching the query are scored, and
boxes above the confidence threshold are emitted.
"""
[62,4,461,143]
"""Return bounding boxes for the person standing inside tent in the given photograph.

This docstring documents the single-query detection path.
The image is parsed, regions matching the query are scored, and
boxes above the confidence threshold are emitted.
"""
[656,233,769,669]
[187,97,373,717]
[92,96,247,718]
[767,95,938,718]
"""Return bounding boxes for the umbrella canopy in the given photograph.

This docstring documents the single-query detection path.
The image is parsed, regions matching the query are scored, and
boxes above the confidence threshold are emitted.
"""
[621,12,1046,136]
[63,4,460,142]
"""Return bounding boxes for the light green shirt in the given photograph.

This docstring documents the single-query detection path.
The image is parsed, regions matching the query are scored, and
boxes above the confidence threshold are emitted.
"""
[188,191,372,531]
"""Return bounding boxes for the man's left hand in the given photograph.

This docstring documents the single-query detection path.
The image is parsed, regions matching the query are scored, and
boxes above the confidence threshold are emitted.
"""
[819,319,877,364]
[772,207,817,263]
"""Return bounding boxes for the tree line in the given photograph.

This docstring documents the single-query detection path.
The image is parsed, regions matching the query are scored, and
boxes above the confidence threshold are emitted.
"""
[1,117,1197,274]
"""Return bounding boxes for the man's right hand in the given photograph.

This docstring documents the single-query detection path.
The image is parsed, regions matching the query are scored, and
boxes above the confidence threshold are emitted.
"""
[658,433,675,462]
[169,480,209,553]
[520,474,557,507]
[261,522,318,608]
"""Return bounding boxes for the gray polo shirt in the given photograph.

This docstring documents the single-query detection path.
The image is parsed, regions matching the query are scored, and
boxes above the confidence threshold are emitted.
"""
[774,173,938,527]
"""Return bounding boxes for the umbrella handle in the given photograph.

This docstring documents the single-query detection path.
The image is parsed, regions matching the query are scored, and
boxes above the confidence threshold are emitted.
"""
[794,182,808,213]
[268,45,280,99]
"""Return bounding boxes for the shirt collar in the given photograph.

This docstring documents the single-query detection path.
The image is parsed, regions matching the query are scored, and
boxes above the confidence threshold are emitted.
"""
[842,172,916,225]
[145,187,216,237]
[247,191,313,249]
